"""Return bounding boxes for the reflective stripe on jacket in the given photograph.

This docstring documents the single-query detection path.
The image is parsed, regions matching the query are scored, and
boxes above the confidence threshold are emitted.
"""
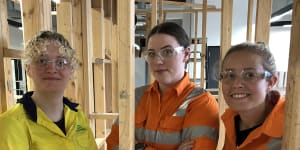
[106,74,219,150]
[221,91,285,150]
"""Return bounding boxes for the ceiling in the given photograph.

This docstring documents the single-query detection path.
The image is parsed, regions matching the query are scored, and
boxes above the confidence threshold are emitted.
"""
[6,0,294,31]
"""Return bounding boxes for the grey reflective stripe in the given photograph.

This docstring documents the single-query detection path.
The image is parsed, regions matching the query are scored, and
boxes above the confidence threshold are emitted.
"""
[172,87,205,116]
[182,126,218,141]
[135,125,217,145]
[266,137,282,150]
[113,145,119,150]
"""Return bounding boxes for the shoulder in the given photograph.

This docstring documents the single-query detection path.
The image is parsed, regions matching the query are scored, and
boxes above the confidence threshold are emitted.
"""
[0,104,28,133]
[188,89,218,108]
[0,104,26,122]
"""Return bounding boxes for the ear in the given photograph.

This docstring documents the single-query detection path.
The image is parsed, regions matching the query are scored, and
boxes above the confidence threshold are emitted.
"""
[25,64,32,78]
[183,47,190,62]
[268,74,278,89]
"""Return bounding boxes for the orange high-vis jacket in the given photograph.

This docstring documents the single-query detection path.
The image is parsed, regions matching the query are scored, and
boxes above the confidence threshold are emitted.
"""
[106,74,219,150]
[221,91,284,150]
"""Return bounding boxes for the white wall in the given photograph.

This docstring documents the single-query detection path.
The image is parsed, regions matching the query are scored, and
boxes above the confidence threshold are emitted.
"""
[269,27,290,71]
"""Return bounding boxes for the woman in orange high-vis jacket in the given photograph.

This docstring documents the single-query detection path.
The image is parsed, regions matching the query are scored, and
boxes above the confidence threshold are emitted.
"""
[219,42,284,150]
[106,22,219,150]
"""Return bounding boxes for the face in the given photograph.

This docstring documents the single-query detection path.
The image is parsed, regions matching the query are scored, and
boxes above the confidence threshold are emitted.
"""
[146,33,190,88]
[221,50,276,114]
[26,43,73,93]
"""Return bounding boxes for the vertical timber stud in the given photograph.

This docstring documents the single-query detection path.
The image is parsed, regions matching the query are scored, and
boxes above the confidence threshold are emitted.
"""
[200,0,207,88]
[91,0,106,140]
[56,0,77,101]
[147,0,158,84]
[71,0,85,108]
[111,0,119,114]
[217,0,233,149]
[283,0,300,149]
[246,0,253,41]
[0,0,9,112]
[82,0,95,130]
[117,0,135,149]
[21,0,52,91]
[193,12,198,84]
[158,0,163,23]
[254,0,272,44]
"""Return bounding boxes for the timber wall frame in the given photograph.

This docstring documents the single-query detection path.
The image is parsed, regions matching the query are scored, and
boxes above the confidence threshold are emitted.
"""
[0,0,300,150]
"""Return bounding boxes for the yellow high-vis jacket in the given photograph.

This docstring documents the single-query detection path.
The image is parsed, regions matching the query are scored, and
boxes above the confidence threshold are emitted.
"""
[0,92,98,150]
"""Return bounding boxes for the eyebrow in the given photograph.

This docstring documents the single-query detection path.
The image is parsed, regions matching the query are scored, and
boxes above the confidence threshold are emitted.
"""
[223,68,259,72]
[147,45,173,51]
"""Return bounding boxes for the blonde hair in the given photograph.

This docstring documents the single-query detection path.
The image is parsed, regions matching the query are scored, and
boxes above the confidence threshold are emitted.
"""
[23,31,79,70]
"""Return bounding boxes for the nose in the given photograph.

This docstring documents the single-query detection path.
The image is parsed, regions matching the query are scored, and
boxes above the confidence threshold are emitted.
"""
[151,54,164,64]
[45,62,58,73]
[231,76,245,88]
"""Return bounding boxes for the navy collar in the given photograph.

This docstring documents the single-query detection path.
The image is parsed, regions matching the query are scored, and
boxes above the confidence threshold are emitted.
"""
[17,91,79,122]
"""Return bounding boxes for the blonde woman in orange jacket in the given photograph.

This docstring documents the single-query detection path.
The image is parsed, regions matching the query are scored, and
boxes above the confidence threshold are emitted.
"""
[219,42,284,150]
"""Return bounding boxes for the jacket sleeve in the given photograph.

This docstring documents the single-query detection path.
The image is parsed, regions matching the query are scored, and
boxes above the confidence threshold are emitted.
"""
[106,121,120,150]
[183,92,219,150]
[0,117,30,149]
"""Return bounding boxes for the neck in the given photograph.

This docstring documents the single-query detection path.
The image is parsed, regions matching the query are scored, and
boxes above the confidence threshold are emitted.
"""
[238,102,270,130]
[158,72,185,94]
[31,91,64,122]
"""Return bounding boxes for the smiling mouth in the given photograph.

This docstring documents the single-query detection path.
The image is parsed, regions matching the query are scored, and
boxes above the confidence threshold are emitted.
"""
[231,93,249,98]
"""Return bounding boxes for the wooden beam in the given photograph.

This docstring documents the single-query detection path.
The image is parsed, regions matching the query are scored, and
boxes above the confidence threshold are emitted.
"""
[246,0,254,41]
[89,112,119,120]
[159,0,163,23]
[200,0,207,88]
[135,0,216,9]
[0,0,9,112]
[82,0,95,129]
[254,0,272,44]
[3,48,23,59]
[135,8,221,15]
[146,0,157,84]
[282,0,300,149]
[218,0,233,149]
[151,0,157,26]
[91,0,106,139]
[21,0,52,40]
[117,0,135,149]
[192,12,198,83]
[71,0,85,109]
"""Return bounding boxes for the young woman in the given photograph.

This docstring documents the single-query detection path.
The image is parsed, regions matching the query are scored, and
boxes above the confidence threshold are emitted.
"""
[0,31,98,150]
[220,42,284,149]
[107,22,219,150]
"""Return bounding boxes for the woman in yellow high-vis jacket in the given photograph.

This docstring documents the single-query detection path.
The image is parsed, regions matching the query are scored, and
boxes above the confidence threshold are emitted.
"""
[0,31,98,150]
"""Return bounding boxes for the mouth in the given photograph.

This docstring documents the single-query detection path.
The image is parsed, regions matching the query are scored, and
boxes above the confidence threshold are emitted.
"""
[154,69,168,73]
[230,93,250,99]
[43,77,60,80]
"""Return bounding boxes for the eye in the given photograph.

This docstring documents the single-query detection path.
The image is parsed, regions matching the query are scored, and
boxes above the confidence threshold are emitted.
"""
[243,71,257,80]
[227,72,237,80]
[56,58,68,67]
[36,58,48,65]
[146,51,156,58]
[160,48,174,57]
[220,72,236,80]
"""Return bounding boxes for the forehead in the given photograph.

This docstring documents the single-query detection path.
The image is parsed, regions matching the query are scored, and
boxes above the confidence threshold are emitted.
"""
[147,34,179,49]
[223,50,264,70]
